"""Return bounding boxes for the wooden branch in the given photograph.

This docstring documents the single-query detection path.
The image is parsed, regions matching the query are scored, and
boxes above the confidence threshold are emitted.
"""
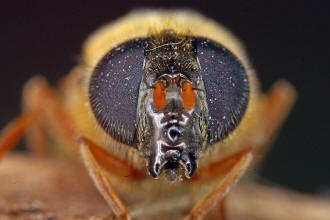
[227,184,330,220]
[0,154,329,220]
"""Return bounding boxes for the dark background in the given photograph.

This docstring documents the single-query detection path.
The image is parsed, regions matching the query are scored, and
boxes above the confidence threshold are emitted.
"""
[1,1,329,195]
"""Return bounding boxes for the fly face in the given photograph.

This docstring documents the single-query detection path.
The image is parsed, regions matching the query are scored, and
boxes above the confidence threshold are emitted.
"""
[138,72,205,181]
[89,31,249,182]
[136,32,208,181]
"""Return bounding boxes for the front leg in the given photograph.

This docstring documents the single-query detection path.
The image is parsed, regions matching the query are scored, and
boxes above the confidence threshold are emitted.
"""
[183,150,253,220]
[79,137,132,220]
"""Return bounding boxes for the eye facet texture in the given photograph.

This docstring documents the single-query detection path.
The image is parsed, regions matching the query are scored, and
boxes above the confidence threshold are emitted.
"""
[89,39,146,146]
[194,38,249,144]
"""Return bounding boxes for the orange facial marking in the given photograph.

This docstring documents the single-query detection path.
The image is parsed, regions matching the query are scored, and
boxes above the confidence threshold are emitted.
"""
[181,81,195,110]
[153,81,166,110]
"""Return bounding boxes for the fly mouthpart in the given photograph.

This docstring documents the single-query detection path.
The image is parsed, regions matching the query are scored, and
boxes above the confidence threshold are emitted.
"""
[180,152,196,178]
[148,145,196,181]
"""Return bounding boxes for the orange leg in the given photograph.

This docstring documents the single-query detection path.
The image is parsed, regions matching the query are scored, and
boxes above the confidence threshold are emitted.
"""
[189,148,251,183]
[0,76,75,158]
[79,137,145,180]
[183,150,253,220]
[218,199,226,220]
[186,149,252,220]
[256,80,296,155]
[23,76,77,151]
[79,137,132,220]
[262,80,296,134]
[0,111,38,158]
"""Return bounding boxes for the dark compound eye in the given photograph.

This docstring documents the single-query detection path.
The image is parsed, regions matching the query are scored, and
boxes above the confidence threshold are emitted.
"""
[194,38,249,144]
[89,39,147,146]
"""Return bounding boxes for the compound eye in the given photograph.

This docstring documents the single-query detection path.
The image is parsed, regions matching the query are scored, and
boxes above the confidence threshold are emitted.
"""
[153,81,166,110]
[194,38,249,143]
[89,39,146,146]
[181,80,195,111]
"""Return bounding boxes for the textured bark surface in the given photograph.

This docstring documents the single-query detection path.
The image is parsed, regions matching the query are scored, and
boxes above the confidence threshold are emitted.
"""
[0,154,330,220]
[0,154,110,219]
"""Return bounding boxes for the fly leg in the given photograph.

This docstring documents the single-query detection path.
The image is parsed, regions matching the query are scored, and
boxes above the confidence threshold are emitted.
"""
[79,137,133,220]
[182,150,253,220]
[254,80,296,160]
[22,76,78,155]
[0,76,77,158]
[187,149,252,219]
[78,137,145,180]
[0,111,38,158]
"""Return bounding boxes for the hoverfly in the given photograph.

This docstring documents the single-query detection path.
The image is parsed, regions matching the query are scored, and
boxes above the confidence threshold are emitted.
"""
[0,10,296,220]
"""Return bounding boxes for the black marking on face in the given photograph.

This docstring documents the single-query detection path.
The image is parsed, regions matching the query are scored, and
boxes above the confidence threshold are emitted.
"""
[89,38,147,146]
[137,32,206,181]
